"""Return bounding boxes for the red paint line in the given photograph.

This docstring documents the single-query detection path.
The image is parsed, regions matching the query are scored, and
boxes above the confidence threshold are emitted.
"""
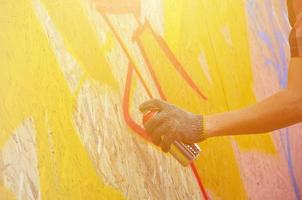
[136,36,209,199]
[135,19,208,101]
[156,36,208,100]
[190,163,209,200]
[132,65,153,99]
[123,64,149,139]
[101,12,208,199]
[136,39,167,100]
[101,13,153,98]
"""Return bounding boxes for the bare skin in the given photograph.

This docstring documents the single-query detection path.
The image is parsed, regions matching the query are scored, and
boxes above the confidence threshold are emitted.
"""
[140,57,302,152]
[204,57,302,137]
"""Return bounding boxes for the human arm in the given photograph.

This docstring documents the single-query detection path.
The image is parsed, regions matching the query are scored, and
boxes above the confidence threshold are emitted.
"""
[204,57,302,137]
[139,1,302,151]
[139,58,302,151]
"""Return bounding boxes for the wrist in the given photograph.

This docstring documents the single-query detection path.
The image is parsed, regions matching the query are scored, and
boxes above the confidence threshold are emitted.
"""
[203,115,217,138]
[190,114,205,141]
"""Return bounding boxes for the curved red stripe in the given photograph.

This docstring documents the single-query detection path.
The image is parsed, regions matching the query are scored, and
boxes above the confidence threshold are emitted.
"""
[123,64,149,139]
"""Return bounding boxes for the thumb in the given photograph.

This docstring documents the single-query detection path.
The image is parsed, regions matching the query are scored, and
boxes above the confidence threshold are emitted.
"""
[139,99,164,114]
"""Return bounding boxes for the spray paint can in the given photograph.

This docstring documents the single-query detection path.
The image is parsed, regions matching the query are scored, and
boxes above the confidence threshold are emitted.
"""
[143,110,201,166]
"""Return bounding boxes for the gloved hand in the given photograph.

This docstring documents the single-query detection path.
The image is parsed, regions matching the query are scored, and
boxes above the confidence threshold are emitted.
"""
[139,99,205,152]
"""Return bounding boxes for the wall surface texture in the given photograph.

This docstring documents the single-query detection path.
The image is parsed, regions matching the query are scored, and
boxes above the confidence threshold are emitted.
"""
[0,0,301,199]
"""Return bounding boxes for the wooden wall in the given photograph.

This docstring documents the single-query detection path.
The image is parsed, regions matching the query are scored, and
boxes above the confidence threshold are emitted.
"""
[0,0,301,199]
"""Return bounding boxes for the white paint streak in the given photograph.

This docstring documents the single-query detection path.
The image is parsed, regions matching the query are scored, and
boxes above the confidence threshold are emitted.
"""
[199,51,213,83]
[2,118,41,200]
[32,0,202,199]
[32,0,84,93]
[74,80,202,200]
[141,0,164,36]
[18,172,24,200]
[221,25,233,47]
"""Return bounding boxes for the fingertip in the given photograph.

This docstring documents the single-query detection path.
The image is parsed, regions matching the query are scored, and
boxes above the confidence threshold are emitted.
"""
[139,103,148,113]
[139,99,163,113]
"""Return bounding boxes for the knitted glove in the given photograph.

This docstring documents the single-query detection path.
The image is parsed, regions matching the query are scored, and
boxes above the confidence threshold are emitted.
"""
[139,99,205,152]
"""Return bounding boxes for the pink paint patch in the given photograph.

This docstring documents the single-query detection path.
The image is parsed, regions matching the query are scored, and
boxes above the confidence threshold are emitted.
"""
[232,140,296,200]
[287,125,302,194]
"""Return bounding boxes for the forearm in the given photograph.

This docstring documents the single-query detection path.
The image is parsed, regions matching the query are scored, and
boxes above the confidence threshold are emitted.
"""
[204,89,302,137]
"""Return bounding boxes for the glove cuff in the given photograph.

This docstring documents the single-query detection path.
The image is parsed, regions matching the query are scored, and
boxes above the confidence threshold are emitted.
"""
[191,115,206,140]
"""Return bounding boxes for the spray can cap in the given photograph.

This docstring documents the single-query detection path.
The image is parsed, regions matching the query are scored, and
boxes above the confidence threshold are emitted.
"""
[142,109,159,124]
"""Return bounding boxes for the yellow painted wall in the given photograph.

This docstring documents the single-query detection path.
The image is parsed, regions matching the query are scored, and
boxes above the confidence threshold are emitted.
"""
[0,0,301,199]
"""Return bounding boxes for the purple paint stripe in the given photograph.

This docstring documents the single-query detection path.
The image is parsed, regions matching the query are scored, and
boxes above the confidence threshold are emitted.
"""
[252,0,288,87]
[279,128,301,200]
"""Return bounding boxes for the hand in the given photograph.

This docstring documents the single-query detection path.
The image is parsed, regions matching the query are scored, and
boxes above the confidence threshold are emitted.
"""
[139,99,205,152]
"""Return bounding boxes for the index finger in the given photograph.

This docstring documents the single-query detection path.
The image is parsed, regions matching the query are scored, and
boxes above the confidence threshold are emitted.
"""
[139,99,164,114]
